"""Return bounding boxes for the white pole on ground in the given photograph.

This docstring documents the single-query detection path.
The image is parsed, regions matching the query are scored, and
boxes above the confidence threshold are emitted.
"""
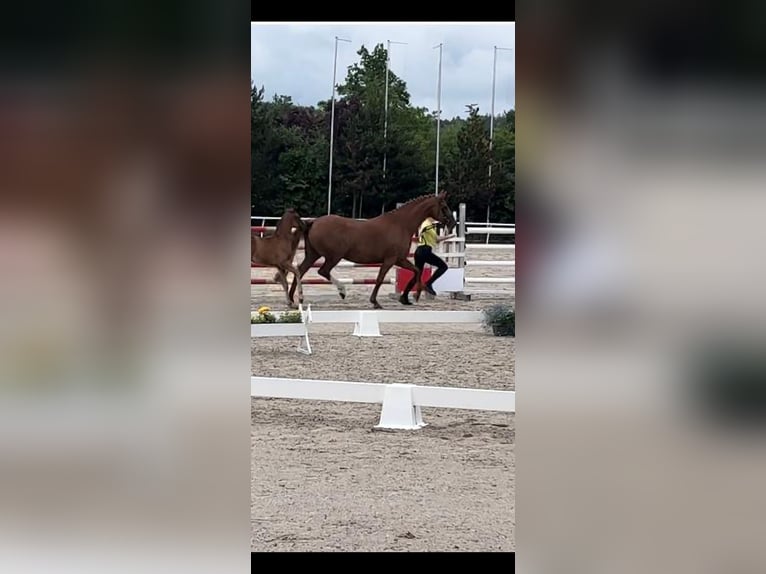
[328,36,351,215]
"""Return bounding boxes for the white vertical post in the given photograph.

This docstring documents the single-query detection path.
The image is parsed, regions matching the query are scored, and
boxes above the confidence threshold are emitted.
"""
[487,46,513,237]
[489,46,497,176]
[434,42,443,195]
[457,203,468,299]
[328,36,351,215]
[487,47,498,242]
[383,40,390,179]
[459,203,466,241]
[383,40,407,182]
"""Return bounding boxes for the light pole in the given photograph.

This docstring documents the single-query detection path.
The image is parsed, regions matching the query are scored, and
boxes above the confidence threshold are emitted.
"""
[434,43,443,195]
[328,35,351,215]
[383,39,407,181]
[487,45,513,229]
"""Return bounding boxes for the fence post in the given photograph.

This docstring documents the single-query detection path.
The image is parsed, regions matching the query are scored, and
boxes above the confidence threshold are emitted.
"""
[452,203,470,301]
[393,202,405,296]
[375,384,426,430]
[459,203,466,241]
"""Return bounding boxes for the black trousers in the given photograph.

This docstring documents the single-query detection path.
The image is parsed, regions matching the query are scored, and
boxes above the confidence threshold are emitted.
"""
[402,245,448,295]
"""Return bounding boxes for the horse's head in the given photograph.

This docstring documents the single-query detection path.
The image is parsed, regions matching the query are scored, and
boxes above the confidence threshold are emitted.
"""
[281,208,306,236]
[429,191,457,234]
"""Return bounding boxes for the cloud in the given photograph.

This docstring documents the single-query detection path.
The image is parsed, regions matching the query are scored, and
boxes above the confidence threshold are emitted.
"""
[251,22,515,119]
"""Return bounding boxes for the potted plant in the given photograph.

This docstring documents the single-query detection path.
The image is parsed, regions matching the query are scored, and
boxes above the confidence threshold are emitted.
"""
[482,303,515,337]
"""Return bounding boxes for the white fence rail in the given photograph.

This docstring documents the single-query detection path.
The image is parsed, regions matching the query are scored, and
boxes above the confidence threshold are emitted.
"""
[252,215,514,226]
[464,244,515,250]
[314,310,483,324]
[251,202,515,295]
[251,376,515,430]
[465,221,515,227]
[251,308,485,337]
[465,227,516,236]
[465,277,515,284]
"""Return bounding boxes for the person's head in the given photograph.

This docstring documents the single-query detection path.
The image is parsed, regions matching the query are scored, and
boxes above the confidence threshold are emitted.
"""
[424,191,457,234]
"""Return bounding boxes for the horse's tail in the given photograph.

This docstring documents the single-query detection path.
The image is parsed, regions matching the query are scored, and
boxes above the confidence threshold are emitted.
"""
[287,219,315,303]
[301,219,315,253]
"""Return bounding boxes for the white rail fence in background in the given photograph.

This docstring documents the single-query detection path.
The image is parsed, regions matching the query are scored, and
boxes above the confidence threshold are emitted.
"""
[251,202,515,296]
[251,376,515,430]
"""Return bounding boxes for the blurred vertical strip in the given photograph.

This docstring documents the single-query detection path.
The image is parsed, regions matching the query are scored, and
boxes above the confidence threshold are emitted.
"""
[517,1,766,572]
[0,1,251,572]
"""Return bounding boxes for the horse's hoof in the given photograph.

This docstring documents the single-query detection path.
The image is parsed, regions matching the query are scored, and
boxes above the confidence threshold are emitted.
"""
[399,295,412,306]
[339,292,346,300]
[372,302,383,310]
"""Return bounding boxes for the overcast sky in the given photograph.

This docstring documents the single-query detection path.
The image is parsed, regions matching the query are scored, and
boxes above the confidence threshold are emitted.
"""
[251,22,515,120]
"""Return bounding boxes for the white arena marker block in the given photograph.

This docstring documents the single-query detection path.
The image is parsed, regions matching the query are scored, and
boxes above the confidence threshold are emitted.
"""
[432,268,464,293]
[376,384,426,430]
[352,311,381,337]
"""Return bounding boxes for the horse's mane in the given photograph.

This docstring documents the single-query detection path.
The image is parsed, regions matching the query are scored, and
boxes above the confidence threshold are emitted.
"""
[390,193,437,212]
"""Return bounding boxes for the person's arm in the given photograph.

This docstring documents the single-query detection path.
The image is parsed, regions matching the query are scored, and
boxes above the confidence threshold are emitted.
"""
[437,233,456,243]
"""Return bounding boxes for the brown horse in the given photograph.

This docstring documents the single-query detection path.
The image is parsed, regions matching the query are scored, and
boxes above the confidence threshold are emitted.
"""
[251,208,306,308]
[289,192,457,309]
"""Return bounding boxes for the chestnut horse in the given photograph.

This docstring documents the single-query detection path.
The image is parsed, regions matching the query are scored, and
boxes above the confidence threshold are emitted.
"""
[289,192,457,309]
[251,208,306,308]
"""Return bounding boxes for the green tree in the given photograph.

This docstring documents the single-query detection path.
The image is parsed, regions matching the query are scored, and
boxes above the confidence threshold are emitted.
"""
[251,83,282,215]
[334,43,428,217]
[275,103,328,215]
[251,53,514,224]
[490,110,515,222]
[442,104,492,221]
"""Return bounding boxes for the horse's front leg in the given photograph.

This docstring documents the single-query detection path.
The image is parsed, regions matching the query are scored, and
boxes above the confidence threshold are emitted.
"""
[369,260,395,309]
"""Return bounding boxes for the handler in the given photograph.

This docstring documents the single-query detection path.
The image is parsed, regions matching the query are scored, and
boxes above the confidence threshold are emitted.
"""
[399,216,455,305]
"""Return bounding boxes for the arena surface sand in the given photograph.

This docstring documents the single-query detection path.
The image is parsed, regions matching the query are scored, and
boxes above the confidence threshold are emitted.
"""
[251,247,515,552]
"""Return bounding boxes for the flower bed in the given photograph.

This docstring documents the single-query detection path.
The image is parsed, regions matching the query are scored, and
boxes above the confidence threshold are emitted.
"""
[251,306,303,324]
[250,306,312,354]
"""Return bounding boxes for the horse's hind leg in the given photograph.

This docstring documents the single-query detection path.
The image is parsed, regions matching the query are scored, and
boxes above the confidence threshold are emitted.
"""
[289,251,320,303]
[275,268,296,308]
[316,257,346,300]
[284,262,304,305]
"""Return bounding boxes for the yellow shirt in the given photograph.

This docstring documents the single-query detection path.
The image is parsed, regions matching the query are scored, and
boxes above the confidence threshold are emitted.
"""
[418,220,438,248]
